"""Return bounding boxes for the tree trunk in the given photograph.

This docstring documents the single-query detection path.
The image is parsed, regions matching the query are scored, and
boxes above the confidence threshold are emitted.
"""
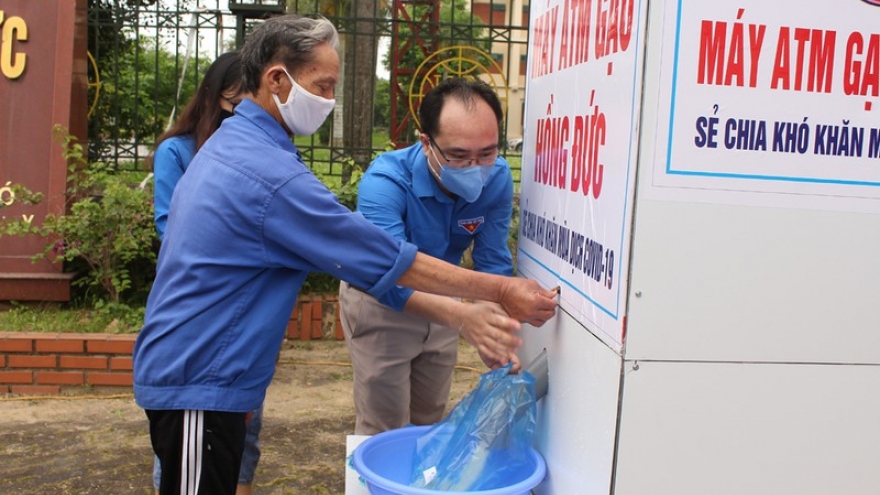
[342,0,379,182]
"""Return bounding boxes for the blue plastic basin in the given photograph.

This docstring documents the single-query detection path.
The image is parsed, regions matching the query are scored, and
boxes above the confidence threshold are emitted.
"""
[352,425,546,495]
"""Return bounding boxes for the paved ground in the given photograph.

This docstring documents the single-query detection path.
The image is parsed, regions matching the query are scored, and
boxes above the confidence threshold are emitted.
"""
[0,339,486,494]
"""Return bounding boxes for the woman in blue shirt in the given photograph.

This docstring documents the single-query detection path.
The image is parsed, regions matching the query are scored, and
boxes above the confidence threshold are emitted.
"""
[152,51,242,239]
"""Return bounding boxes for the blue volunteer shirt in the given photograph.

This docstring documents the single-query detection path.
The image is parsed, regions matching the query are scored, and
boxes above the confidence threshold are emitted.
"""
[133,99,418,413]
[152,134,196,239]
[358,143,514,311]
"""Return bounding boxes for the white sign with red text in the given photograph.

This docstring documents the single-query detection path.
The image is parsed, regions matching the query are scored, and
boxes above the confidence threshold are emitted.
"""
[647,0,880,213]
[517,0,647,351]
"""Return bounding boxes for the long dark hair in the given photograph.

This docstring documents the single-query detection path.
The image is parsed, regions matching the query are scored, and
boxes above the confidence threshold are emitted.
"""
[154,51,242,154]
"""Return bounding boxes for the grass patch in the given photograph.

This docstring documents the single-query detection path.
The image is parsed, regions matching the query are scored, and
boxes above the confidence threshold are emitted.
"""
[0,302,144,334]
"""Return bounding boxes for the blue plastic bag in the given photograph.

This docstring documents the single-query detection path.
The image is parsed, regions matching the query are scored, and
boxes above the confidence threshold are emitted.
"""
[409,363,537,490]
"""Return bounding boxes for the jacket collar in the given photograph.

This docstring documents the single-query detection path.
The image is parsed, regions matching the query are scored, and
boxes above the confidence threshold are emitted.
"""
[235,98,296,153]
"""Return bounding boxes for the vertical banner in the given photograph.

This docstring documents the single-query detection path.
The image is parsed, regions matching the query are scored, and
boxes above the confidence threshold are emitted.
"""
[647,0,880,214]
[517,0,647,351]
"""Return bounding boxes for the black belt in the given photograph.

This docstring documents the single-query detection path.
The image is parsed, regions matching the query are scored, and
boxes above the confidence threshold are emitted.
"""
[346,281,369,294]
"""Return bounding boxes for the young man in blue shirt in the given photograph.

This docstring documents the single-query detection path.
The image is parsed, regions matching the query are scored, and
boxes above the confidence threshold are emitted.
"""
[133,15,556,495]
[339,78,520,435]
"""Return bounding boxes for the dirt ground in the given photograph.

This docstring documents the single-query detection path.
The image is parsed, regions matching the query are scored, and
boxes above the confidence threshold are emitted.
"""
[0,339,487,495]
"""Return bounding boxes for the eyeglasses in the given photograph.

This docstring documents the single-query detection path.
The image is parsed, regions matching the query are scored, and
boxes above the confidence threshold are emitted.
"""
[427,135,499,167]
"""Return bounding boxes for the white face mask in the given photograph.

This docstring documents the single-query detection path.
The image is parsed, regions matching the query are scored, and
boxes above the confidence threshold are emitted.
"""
[271,68,335,136]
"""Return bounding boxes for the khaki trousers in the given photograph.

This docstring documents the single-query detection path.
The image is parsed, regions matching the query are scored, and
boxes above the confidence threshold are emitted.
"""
[339,281,459,435]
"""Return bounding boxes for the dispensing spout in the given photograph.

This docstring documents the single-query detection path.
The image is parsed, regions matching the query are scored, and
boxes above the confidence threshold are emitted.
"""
[523,348,548,401]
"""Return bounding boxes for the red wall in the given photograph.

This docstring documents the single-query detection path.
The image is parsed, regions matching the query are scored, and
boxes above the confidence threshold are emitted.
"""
[0,0,87,300]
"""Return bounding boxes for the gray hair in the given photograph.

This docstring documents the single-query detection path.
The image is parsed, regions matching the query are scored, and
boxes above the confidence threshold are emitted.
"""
[240,15,339,93]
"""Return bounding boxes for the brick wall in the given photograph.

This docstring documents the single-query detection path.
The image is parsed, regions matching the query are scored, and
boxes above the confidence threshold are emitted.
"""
[287,294,344,341]
[0,294,343,395]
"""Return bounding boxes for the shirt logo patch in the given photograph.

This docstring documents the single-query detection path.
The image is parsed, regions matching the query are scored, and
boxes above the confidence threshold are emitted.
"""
[458,216,484,234]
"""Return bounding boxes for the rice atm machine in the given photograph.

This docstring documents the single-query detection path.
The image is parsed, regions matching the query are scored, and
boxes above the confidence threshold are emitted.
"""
[517,1,880,493]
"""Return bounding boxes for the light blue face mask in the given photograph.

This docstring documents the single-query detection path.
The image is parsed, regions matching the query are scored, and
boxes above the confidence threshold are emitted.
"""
[427,146,492,202]
[439,164,491,202]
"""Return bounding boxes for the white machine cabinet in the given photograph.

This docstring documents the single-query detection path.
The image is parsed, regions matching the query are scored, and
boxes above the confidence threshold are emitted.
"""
[517,1,880,493]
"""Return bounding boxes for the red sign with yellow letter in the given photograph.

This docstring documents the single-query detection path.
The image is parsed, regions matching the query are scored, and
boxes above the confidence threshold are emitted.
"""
[0,0,87,300]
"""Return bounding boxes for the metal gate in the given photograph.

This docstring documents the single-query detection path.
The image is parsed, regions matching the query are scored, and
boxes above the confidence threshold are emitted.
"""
[86,0,528,181]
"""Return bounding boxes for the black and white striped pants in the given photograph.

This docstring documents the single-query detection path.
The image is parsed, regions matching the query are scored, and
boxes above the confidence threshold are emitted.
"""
[147,409,247,495]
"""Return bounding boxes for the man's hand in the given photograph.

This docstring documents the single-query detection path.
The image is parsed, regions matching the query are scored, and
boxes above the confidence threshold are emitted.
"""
[497,278,558,326]
[478,347,522,372]
[455,301,522,367]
